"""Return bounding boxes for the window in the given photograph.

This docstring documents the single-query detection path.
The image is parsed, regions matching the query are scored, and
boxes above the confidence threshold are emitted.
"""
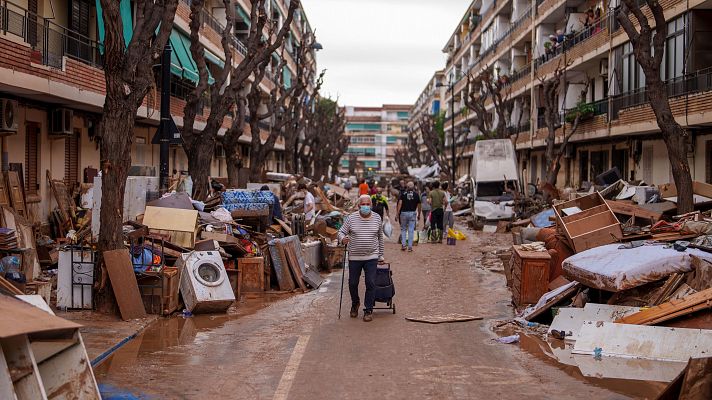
[664,14,687,81]
[618,42,644,93]
[65,131,80,187]
[397,111,409,120]
[25,123,40,196]
[579,150,589,185]
[706,141,712,184]
[590,150,610,181]
[346,123,380,131]
[530,155,538,184]
[386,136,398,144]
[612,148,629,181]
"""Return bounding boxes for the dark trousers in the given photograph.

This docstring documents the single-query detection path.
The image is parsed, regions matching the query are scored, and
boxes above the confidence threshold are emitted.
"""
[349,258,378,312]
[430,208,444,232]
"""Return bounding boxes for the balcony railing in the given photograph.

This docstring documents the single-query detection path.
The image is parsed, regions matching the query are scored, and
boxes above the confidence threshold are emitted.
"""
[534,11,610,68]
[1,0,102,69]
[610,67,712,118]
[507,62,531,86]
[199,7,248,56]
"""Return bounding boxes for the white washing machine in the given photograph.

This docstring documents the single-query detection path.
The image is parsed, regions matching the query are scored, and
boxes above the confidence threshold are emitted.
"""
[178,251,235,314]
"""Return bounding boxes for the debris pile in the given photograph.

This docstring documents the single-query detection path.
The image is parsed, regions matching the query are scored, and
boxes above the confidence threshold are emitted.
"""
[499,176,712,387]
[0,173,349,322]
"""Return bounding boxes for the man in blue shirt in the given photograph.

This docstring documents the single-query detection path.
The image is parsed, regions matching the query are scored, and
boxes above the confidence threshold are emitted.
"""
[261,185,282,223]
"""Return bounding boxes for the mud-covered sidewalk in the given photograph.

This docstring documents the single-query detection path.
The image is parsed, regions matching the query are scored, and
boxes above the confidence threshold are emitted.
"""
[93,229,653,399]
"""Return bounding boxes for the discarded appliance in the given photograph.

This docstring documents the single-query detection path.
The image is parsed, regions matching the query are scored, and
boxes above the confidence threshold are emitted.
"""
[178,251,235,314]
[562,243,712,292]
[469,139,519,221]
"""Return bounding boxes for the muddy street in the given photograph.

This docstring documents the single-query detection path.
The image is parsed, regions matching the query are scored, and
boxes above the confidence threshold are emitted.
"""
[96,229,652,400]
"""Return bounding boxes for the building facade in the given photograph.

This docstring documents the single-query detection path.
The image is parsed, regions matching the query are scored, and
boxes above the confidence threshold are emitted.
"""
[0,0,317,225]
[412,0,712,189]
[340,105,411,177]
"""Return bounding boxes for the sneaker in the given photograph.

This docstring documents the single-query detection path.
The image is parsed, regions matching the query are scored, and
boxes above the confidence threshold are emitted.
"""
[408,248,413,252]
[401,246,406,251]
[363,311,373,322]
[350,303,359,318]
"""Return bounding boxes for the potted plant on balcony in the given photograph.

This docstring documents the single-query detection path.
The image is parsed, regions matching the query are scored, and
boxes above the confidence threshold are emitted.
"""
[565,101,595,123]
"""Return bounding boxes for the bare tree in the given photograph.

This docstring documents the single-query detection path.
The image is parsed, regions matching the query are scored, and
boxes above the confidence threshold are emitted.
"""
[537,62,589,188]
[419,112,468,183]
[299,98,348,180]
[463,68,513,139]
[617,0,693,213]
[393,124,433,174]
[96,0,178,310]
[183,0,299,197]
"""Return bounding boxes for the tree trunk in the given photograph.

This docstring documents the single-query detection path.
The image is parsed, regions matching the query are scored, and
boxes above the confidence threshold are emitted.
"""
[186,138,214,200]
[226,151,241,188]
[96,102,134,314]
[647,79,694,213]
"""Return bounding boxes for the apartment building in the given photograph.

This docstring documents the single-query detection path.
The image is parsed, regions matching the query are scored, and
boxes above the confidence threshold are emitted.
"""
[340,105,411,177]
[408,71,447,162]
[0,0,317,224]
[414,0,712,189]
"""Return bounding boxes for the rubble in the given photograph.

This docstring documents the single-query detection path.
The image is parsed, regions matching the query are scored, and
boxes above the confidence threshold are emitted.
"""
[500,175,712,385]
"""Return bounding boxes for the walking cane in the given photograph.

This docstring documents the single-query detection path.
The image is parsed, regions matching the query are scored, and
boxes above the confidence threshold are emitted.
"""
[338,249,348,319]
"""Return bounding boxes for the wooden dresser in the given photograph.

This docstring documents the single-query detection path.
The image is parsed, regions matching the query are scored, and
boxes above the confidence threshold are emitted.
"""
[511,245,551,307]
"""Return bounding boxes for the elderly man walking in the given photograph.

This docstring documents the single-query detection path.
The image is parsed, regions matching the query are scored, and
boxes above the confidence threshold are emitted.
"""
[396,181,420,252]
[338,195,385,322]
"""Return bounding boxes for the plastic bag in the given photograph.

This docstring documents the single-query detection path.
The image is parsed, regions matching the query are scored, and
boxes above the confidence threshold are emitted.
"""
[447,228,466,240]
[383,217,393,238]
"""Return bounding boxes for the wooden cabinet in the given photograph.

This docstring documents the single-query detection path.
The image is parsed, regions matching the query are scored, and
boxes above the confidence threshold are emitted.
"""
[511,245,551,307]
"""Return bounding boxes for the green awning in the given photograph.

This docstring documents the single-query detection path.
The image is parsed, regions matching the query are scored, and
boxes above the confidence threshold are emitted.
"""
[236,5,251,26]
[95,0,132,53]
[169,30,200,83]
[283,67,292,89]
[204,50,225,68]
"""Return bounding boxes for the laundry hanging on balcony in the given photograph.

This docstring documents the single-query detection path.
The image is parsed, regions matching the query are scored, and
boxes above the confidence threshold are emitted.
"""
[95,0,133,53]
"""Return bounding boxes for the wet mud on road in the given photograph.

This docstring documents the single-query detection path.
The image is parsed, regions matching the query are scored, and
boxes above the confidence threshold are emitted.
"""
[96,230,666,399]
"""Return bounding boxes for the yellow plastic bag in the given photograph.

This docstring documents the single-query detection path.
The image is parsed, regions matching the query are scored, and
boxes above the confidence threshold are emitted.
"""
[447,228,466,240]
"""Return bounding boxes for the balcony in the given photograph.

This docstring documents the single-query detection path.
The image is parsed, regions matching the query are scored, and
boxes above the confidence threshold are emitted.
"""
[0,1,102,69]
[534,11,611,69]
[610,67,712,119]
[198,7,248,56]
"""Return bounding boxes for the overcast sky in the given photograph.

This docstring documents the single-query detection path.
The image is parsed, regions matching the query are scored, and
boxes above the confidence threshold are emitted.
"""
[300,0,471,108]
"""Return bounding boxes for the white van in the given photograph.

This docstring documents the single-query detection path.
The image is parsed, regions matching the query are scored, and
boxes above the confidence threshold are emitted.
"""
[470,139,520,221]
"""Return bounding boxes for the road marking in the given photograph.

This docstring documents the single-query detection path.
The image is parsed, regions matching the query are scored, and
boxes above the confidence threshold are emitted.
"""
[273,334,311,400]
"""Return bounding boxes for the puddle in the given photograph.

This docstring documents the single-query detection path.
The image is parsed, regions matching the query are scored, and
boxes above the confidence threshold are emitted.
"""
[494,324,673,399]
[94,292,293,392]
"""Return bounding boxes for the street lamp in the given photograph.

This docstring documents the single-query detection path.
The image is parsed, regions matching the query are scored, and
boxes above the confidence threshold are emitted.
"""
[436,76,456,184]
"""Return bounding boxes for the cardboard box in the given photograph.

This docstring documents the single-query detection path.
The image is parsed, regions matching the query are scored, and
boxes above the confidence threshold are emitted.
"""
[142,206,199,248]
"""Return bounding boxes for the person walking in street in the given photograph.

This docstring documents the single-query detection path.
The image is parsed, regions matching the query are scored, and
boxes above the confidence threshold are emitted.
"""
[428,181,446,243]
[396,181,421,252]
[442,182,455,231]
[299,183,316,221]
[368,180,378,196]
[358,178,369,196]
[371,187,390,220]
[338,195,385,322]
[420,184,431,230]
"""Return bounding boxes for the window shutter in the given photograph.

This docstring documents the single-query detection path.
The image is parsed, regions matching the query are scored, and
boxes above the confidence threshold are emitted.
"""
[65,131,80,187]
[25,123,40,196]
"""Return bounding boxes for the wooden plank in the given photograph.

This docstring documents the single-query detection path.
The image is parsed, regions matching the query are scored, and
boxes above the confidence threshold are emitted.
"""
[274,218,292,236]
[269,242,295,291]
[5,171,27,218]
[2,207,40,280]
[238,257,265,293]
[1,335,47,399]
[284,241,307,291]
[606,200,662,223]
[649,273,685,306]
[524,282,580,321]
[103,249,147,320]
[0,173,10,209]
[46,170,72,222]
[616,287,712,325]
[677,357,712,400]
[0,274,24,295]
